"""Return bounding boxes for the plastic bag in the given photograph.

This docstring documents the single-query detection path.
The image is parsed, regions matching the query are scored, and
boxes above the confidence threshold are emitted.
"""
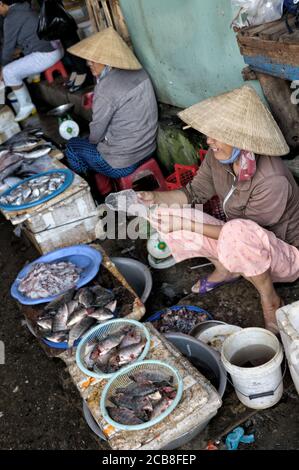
[105,190,148,217]
[231,0,284,28]
[37,0,77,41]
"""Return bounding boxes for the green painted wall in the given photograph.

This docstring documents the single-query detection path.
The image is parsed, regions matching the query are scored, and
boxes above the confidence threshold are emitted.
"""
[119,0,261,108]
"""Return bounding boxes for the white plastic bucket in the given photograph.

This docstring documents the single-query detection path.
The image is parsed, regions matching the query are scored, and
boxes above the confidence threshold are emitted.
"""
[221,328,284,409]
[276,301,299,395]
[7,92,19,113]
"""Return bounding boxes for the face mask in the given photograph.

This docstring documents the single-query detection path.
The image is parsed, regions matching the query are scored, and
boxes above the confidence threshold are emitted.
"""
[219,147,241,165]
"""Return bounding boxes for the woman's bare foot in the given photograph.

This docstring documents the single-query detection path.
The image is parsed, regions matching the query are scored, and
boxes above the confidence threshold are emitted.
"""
[261,294,283,334]
[191,270,240,293]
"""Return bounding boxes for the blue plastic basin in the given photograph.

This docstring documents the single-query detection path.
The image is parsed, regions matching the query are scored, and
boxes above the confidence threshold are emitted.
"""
[11,245,102,305]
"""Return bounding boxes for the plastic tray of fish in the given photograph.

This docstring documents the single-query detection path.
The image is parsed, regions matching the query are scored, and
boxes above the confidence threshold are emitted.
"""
[0,169,74,211]
[37,285,119,349]
[147,305,212,335]
[100,360,183,431]
[11,245,102,305]
[76,319,151,378]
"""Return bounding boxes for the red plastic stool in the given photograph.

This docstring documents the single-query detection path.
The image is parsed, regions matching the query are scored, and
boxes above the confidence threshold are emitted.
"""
[116,158,168,191]
[95,173,113,196]
[44,61,68,84]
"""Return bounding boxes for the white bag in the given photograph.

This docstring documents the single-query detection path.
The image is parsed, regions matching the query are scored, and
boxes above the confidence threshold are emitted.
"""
[231,0,284,28]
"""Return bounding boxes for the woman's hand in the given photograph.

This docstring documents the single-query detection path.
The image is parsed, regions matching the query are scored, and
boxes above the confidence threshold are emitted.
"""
[137,189,189,207]
[150,208,191,234]
[137,191,156,206]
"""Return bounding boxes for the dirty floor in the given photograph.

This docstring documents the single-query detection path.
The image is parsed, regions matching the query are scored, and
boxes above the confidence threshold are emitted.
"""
[0,216,299,450]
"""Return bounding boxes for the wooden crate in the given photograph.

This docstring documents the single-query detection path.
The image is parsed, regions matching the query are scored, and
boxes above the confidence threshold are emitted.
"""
[237,15,299,80]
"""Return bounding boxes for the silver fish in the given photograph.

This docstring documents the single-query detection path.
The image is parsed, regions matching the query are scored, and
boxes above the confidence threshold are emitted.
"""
[78,288,94,308]
[31,188,40,199]
[93,350,115,373]
[11,139,39,152]
[66,300,79,316]
[52,304,69,332]
[90,286,115,307]
[106,300,117,313]
[97,332,126,357]
[45,331,68,343]
[111,340,146,367]
[107,407,144,425]
[110,393,153,413]
[0,161,23,183]
[119,328,142,349]
[66,307,89,328]
[84,340,98,369]
[88,307,114,322]
[3,176,22,188]
[37,317,53,330]
[116,382,158,397]
[45,288,75,311]
[22,146,52,159]
[22,187,32,200]
[68,317,95,347]
[129,370,174,385]
[150,397,174,420]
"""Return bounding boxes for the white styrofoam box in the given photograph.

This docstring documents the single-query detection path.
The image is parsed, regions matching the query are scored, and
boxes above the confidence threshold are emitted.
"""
[277,302,299,395]
[23,209,99,254]
[0,105,21,143]
[24,187,97,234]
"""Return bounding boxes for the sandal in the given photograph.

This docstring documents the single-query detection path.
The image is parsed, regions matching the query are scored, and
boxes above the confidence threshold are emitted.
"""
[191,276,240,295]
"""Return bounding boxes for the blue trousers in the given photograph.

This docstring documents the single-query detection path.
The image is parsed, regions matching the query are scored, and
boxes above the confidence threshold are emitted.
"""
[65,137,141,178]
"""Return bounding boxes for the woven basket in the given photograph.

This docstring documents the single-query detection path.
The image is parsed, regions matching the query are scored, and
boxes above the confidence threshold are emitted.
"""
[100,360,183,431]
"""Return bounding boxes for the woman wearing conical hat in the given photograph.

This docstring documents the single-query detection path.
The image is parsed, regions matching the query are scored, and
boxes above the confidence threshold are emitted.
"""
[65,27,158,178]
[138,85,299,333]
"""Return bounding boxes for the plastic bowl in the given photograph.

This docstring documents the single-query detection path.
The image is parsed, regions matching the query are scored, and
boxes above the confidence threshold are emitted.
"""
[147,305,212,333]
[111,257,152,304]
[190,320,227,338]
[0,169,74,211]
[196,324,242,353]
[100,360,183,431]
[11,245,102,305]
[76,319,151,379]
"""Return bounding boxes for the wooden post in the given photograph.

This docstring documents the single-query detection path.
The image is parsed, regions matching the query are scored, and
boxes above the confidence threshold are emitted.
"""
[101,0,114,27]
[109,0,131,44]
[256,72,299,152]
[85,0,98,33]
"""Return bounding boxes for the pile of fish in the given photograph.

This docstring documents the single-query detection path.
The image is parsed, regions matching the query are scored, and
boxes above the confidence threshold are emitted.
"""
[0,171,66,207]
[0,128,54,192]
[152,307,209,334]
[19,261,82,299]
[84,325,147,374]
[36,285,117,347]
[107,370,177,425]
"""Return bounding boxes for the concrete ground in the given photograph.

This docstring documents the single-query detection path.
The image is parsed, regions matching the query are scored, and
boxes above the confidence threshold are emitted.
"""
[0,217,299,450]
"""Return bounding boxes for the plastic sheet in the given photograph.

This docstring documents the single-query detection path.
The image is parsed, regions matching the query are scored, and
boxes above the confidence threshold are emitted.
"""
[231,0,284,28]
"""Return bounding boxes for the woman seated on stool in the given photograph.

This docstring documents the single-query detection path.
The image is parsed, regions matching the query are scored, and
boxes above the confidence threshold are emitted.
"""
[138,85,299,333]
[65,27,158,179]
[0,0,63,121]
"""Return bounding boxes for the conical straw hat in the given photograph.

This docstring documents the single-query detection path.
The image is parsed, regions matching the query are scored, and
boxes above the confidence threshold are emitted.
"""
[178,85,289,156]
[68,27,141,70]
